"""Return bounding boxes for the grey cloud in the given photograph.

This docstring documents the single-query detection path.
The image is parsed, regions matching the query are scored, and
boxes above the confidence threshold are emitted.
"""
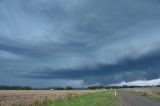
[23,51,160,85]
[0,0,160,87]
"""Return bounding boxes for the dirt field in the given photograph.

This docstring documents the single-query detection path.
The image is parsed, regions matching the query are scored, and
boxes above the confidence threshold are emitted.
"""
[0,90,98,106]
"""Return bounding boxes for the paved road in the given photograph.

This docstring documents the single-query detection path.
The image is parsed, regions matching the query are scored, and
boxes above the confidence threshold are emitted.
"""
[118,91,160,106]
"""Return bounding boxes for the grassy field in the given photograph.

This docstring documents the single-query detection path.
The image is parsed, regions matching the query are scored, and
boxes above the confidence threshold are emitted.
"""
[51,90,118,106]
[0,90,118,106]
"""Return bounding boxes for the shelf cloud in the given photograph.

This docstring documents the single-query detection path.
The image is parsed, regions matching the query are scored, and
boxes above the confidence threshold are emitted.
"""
[0,0,160,87]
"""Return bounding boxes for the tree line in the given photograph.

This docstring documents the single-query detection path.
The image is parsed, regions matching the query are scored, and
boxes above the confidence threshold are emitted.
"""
[0,85,159,90]
[0,85,32,90]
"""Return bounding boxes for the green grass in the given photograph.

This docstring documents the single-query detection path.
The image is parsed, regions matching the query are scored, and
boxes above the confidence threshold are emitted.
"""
[47,90,118,106]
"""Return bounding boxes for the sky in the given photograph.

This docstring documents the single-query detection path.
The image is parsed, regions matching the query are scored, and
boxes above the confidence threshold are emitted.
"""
[0,0,160,87]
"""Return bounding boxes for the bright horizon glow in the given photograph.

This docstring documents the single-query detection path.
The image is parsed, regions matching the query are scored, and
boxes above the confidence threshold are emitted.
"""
[109,78,160,86]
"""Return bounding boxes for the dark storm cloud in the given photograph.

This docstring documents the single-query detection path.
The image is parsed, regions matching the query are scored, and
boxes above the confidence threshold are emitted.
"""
[24,50,160,85]
[0,0,160,87]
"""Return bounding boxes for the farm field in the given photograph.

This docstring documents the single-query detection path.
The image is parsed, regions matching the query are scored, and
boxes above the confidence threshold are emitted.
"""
[0,90,98,106]
[0,90,118,106]
[1,88,160,106]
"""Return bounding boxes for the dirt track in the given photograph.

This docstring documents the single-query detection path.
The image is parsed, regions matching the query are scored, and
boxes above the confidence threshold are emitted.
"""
[118,91,160,106]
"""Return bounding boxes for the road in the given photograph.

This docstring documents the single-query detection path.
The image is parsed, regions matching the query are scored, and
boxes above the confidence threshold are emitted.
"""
[118,91,160,106]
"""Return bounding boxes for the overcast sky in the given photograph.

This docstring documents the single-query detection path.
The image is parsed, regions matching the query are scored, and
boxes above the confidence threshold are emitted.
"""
[0,0,160,87]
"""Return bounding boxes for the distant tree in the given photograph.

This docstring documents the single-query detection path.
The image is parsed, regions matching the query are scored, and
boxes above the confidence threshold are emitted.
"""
[66,86,73,90]
[87,86,104,90]
[156,83,160,87]
[55,87,65,90]
[0,85,32,90]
